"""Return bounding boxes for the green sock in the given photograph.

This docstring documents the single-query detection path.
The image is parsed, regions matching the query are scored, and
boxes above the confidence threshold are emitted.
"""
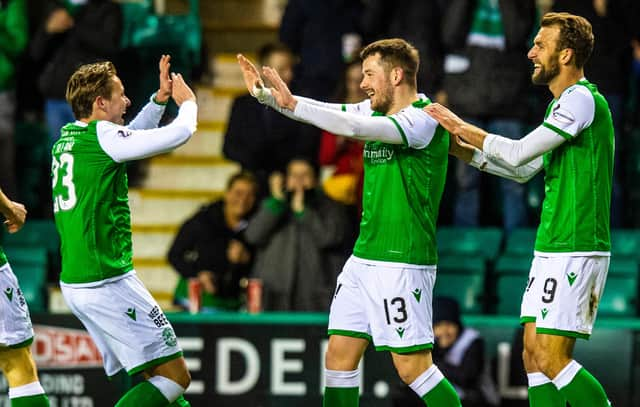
[420,378,461,407]
[115,381,169,407]
[528,382,565,407]
[169,395,190,406]
[323,387,359,407]
[555,362,610,407]
[10,394,50,407]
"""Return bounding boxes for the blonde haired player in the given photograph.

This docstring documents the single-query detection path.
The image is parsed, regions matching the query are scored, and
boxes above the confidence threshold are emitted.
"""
[0,188,50,406]
[52,56,196,406]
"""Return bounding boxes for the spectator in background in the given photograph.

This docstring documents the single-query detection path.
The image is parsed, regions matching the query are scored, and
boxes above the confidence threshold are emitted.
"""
[360,0,446,98]
[551,0,637,227]
[169,171,258,312]
[392,297,500,407]
[279,0,363,100]
[441,0,536,232]
[245,158,349,311]
[30,0,122,145]
[318,59,366,227]
[0,0,28,199]
[223,42,319,197]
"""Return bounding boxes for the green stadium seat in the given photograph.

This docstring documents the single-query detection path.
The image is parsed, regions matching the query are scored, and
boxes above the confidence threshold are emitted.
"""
[598,258,637,317]
[2,220,59,253]
[494,256,532,315]
[437,227,503,262]
[504,228,537,257]
[610,229,640,261]
[435,257,486,314]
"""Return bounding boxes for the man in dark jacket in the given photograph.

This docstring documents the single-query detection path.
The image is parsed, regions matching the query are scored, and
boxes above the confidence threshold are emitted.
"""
[30,0,122,144]
[441,0,536,232]
[245,158,349,311]
[169,171,258,312]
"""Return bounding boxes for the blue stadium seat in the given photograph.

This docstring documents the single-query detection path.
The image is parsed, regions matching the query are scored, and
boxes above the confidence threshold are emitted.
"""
[437,227,503,262]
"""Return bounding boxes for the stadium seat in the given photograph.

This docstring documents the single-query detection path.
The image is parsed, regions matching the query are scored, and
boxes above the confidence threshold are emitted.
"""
[599,259,637,317]
[610,229,640,261]
[503,228,537,257]
[435,257,486,314]
[494,256,532,315]
[437,227,503,262]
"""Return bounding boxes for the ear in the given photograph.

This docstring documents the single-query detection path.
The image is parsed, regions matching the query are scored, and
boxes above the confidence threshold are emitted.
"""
[560,48,574,66]
[391,67,404,86]
[94,95,107,112]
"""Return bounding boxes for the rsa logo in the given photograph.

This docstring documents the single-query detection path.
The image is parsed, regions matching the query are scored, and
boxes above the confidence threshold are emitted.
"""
[32,325,103,368]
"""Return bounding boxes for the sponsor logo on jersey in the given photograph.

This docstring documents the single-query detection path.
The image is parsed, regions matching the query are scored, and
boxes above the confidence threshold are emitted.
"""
[552,104,575,125]
[363,145,395,164]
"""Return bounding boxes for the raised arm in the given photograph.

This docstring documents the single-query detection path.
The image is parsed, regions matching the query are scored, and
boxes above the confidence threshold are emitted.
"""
[127,55,173,130]
[98,73,197,163]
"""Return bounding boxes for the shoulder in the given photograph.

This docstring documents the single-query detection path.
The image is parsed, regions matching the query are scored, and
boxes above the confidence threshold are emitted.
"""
[96,120,132,138]
[558,83,594,107]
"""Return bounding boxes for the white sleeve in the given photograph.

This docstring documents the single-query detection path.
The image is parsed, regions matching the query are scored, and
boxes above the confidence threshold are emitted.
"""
[97,100,198,163]
[126,94,167,130]
[542,85,595,139]
[482,125,567,167]
[292,99,405,144]
[471,149,543,183]
[388,106,438,149]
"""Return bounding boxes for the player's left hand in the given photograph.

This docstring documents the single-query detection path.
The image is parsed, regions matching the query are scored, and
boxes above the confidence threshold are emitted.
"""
[262,66,297,111]
[237,54,265,95]
[156,54,172,104]
[3,201,26,233]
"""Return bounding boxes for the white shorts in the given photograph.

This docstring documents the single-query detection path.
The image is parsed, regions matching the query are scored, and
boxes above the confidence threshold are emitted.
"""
[0,263,34,348]
[328,256,436,353]
[61,272,182,377]
[520,255,609,339]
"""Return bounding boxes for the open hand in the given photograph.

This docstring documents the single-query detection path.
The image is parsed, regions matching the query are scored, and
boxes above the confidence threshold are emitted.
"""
[237,54,265,95]
[171,72,196,106]
[155,55,172,103]
[262,66,297,110]
[425,103,487,149]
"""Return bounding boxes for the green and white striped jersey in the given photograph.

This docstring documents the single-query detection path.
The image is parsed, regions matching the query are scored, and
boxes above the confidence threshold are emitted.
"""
[52,98,197,285]
[345,98,449,265]
[535,80,614,254]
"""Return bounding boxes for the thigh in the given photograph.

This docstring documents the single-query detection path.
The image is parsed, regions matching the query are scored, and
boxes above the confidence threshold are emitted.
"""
[527,256,608,339]
[0,263,34,348]
[62,274,183,377]
[0,346,38,387]
[328,258,372,341]
[365,265,436,353]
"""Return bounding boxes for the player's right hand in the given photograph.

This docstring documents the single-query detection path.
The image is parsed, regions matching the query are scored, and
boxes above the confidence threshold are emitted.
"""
[171,73,196,106]
[3,201,27,233]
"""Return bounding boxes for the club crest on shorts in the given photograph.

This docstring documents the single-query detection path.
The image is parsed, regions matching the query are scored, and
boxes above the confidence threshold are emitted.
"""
[162,327,177,347]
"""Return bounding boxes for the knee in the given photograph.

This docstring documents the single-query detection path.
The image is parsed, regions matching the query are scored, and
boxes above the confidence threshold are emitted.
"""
[325,343,359,371]
[395,365,421,385]
[175,366,191,389]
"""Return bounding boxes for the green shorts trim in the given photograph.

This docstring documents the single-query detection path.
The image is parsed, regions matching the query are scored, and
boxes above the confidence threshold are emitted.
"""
[536,327,590,340]
[375,343,433,354]
[127,351,183,376]
[520,316,536,325]
[327,329,372,342]
[8,337,34,349]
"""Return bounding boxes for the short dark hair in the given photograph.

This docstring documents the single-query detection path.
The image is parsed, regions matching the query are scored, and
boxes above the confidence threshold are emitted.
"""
[360,38,419,88]
[226,170,258,192]
[66,61,117,119]
[257,42,293,65]
[541,12,594,69]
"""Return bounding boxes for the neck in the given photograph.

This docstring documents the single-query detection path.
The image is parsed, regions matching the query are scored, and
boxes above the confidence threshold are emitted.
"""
[548,67,584,99]
[387,85,419,115]
[224,208,242,229]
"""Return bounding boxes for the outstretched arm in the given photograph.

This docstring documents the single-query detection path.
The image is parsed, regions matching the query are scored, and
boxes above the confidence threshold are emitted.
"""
[426,103,566,167]
[237,54,405,144]
[128,55,173,130]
